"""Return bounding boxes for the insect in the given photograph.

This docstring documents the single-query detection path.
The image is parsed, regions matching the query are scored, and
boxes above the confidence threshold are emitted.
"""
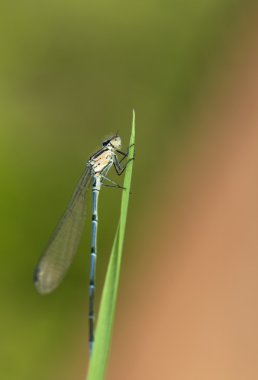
[34,135,134,353]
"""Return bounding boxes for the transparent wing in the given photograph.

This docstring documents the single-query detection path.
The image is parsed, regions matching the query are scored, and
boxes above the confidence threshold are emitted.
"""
[34,166,92,294]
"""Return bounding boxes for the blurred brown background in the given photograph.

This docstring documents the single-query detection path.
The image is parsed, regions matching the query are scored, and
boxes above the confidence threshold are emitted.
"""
[1,1,258,380]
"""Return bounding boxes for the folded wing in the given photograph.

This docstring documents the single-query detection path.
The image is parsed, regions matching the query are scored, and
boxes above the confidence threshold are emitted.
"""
[34,167,91,294]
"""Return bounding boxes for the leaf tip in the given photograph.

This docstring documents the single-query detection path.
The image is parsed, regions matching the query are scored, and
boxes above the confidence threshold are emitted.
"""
[131,109,136,139]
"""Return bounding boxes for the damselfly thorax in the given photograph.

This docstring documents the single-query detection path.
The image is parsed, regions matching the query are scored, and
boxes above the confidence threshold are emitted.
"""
[89,148,114,174]
[88,135,122,175]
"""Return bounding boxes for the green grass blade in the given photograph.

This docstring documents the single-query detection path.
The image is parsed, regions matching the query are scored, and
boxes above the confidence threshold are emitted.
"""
[86,111,135,380]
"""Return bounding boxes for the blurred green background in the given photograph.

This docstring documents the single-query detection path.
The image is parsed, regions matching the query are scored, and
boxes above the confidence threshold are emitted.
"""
[0,1,248,379]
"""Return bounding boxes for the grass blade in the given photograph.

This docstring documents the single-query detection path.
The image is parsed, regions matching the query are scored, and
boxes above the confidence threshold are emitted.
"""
[86,111,135,380]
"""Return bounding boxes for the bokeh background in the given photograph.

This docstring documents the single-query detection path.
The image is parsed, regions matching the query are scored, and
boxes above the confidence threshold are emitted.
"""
[1,1,258,379]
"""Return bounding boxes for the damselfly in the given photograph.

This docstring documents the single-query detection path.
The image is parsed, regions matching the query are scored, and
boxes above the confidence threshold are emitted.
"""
[34,135,134,353]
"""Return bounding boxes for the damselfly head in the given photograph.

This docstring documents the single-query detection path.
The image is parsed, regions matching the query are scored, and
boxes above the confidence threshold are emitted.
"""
[102,135,122,150]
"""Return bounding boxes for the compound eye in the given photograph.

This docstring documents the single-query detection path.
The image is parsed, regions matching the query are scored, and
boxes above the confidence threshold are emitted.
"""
[114,137,121,147]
